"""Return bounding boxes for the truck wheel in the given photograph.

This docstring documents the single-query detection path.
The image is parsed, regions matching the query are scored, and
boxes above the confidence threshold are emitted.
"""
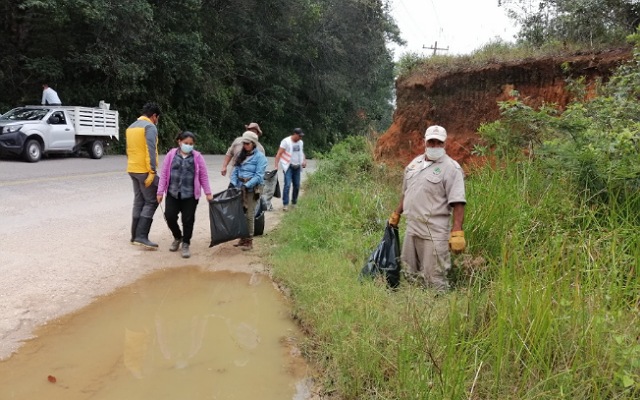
[89,140,104,159]
[23,139,42,163]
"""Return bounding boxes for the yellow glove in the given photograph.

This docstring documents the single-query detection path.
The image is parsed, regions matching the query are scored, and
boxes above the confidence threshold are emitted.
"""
[449,231,465,254]
[388,212,401,227]
[144,172,155,188]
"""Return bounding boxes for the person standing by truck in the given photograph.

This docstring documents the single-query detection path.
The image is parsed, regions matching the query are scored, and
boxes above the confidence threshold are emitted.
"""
[41,83,62,105]
[156,131,213,258]
[127,102,161,249]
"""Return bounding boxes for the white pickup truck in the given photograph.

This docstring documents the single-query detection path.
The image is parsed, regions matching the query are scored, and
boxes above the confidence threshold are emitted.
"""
[0,105,119,162]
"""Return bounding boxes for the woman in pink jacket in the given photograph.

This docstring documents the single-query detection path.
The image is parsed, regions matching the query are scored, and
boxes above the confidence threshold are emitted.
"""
[157,131,213,258]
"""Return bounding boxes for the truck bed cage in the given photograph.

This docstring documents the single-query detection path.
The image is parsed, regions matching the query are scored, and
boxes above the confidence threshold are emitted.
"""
[67,107,119,139]
[24,105,120,139]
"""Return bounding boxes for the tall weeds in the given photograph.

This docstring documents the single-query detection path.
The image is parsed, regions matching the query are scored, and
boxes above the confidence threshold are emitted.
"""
[267,136,639,399]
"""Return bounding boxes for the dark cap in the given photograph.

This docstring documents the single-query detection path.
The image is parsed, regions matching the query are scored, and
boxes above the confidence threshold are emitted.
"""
[293,128,304,136]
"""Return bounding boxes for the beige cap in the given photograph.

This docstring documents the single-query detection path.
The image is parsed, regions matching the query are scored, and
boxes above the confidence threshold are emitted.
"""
[245,122,262,135]
[241,130,260,145]
[424,125,447,142]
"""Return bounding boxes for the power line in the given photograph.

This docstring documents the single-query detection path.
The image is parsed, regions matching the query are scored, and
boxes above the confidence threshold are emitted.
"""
[397,0,429,44]
[428,0,442,29]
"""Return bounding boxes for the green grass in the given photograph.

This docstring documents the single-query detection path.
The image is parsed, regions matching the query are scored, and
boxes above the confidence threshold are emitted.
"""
[395,39,632,80]
[266,137,640,399]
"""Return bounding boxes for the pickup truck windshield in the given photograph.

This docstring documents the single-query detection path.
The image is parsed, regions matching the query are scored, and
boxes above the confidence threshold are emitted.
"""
[0,108,50,121]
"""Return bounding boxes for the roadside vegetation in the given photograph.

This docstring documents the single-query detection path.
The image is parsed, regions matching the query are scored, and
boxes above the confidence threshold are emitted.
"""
[395,39,631,78]
[268,33,640,400]
[397,0,639,78]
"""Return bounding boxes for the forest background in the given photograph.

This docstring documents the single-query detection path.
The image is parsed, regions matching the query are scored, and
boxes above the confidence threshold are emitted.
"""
[0,0,402,155]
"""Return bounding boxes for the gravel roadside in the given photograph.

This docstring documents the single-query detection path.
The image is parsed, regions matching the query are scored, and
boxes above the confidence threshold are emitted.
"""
[0,154,314,360]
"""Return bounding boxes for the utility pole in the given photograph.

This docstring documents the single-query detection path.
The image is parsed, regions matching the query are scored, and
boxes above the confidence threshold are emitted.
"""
[423,41,449,56]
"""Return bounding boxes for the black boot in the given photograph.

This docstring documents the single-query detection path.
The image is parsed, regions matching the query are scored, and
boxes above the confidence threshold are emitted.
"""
[133,217,158,249]
[130,217,140,244]
[240,237,253,251]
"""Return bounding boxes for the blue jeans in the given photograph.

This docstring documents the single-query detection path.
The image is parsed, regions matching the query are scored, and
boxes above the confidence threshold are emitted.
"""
[283,166,301,206]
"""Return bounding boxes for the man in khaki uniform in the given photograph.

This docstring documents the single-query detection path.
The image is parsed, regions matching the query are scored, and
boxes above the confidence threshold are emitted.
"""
[220,122,265,176]
[389,125,466,291]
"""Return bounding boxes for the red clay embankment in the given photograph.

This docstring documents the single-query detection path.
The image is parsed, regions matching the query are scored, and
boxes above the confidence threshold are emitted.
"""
[376,49,632,166]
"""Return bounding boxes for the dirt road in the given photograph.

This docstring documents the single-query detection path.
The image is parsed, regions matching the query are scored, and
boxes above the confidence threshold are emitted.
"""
[0,154,314,360]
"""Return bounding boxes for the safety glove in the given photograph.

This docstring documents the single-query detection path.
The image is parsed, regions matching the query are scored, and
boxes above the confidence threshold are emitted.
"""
[388,211,401,227]
[144,172,155,188]
[449,231,465,254]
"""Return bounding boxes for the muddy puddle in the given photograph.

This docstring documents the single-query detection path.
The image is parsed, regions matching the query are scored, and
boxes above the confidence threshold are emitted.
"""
[0,268,313,399]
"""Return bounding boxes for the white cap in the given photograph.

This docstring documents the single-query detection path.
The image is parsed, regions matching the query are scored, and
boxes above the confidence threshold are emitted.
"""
[424,125,447,142]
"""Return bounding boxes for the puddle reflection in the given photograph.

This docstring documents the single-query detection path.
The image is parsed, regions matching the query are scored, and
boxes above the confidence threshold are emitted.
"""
[0,268,311,399]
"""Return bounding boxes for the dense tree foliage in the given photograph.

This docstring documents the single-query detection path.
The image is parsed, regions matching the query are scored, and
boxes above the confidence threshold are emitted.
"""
[499,0,640,46]
[0,0,402,153]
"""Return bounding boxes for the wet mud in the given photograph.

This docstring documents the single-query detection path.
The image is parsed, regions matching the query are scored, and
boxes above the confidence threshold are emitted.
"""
[0,268,313,399]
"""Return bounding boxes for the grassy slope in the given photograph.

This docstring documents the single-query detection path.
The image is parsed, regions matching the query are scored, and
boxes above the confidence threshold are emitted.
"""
[395,40,632,79]
[267,137,640,399]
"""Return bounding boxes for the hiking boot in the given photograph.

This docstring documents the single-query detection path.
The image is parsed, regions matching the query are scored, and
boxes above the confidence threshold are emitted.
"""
[169,239,181,252]
[181,243,191,258]
[233,238,247,247]
[240,238,253,251]
[132,217,158,249]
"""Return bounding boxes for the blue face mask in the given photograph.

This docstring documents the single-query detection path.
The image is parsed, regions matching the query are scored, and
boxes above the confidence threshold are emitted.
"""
[180,143,194,153]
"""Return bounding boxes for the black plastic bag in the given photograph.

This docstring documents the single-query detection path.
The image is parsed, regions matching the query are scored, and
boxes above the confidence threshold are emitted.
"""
[208,187,249,247]
[359,224,402,288]
[263,169,280,198]
[273,179,281,199]
[262,170,280,211]
[253,197,268,236]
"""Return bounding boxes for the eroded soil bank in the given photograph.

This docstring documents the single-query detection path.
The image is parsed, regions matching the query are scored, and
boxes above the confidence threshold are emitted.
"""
[376,48,632,166]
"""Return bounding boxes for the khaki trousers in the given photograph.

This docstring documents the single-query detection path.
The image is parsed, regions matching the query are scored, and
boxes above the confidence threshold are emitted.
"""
[401,235,451,291]
[242,191,258,238]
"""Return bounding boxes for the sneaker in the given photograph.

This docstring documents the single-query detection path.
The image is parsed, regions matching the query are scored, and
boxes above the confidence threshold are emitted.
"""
[169,239,181,252]
[181,243,191,258]
[283,206,288,212]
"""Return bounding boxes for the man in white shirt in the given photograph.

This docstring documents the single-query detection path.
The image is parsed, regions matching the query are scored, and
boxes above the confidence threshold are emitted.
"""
[274,128,306,211]
[41,83,62,105]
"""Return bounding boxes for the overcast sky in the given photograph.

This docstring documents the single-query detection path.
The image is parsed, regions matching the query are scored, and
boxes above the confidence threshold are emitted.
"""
[388,0,520,58]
